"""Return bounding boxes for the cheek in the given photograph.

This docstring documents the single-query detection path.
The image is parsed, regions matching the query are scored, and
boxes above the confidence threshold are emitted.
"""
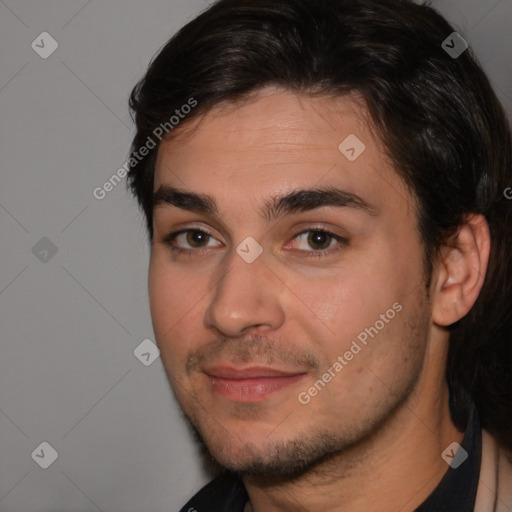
[284,243,423,362]
[148,252,206,358]
[284,262,399,340]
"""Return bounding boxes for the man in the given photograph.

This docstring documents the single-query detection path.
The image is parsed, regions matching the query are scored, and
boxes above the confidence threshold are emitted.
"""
[127,0,512,510]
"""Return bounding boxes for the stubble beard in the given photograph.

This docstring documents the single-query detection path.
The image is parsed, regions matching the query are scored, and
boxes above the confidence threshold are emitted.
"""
[169,291,431,485]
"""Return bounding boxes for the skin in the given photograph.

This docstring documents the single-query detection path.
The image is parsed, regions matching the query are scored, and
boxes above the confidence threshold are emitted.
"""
[148,87,490,512]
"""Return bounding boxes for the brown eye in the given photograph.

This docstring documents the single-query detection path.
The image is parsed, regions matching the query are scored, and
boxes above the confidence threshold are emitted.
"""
[288,229,348,259]
[185,230,210,247]
[306,231,333,250]
[163,228,221,254]
[294,229,340,252]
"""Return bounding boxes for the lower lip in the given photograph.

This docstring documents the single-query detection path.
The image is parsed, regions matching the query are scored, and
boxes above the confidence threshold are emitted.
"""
[208,374,306,401]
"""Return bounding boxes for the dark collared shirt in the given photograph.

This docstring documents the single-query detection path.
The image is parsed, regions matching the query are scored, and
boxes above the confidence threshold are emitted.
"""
[178,407,482,512]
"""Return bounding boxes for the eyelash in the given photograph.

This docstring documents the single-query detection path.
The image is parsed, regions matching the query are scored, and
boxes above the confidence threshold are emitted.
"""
[162,227,348,258]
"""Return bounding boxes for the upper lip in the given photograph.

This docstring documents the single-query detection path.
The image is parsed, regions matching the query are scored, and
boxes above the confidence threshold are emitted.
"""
[204,365,306,379]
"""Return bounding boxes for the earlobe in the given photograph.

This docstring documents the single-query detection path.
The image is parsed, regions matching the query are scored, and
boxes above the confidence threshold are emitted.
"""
[431,214,490,327]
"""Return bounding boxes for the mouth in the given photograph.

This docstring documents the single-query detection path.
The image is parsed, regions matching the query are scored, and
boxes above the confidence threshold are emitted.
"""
[203,365,308,402]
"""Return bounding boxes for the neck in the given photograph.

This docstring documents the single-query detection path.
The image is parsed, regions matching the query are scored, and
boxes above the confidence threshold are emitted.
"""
[243,376,463,512]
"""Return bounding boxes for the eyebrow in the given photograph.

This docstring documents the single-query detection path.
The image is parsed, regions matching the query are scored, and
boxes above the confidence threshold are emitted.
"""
[153,185,379,220]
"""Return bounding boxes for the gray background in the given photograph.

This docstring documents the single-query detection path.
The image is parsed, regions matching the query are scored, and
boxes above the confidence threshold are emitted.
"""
[0,1,510,511]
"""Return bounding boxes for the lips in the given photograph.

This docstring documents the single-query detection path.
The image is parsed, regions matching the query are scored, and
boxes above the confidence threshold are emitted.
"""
[205,365,303,379]
[204,365,307,401]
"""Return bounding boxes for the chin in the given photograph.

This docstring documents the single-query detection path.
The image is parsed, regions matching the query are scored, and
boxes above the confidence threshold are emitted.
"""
[192,419,355,482]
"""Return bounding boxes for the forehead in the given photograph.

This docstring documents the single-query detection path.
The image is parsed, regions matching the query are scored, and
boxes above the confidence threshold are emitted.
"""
[153,88,411,218]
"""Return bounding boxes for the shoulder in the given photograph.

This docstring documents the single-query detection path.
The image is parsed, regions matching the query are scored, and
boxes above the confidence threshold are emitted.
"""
[475,430,512,512]
[178,471,248,512]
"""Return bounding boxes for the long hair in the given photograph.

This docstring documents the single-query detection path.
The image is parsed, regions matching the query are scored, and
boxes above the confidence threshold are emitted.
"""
[127,0,512,449]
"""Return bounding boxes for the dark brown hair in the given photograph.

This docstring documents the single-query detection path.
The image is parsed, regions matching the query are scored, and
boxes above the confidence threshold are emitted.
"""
[127,0,512,449]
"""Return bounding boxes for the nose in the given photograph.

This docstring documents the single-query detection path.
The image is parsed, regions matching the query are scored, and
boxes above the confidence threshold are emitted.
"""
[204,247,285,338]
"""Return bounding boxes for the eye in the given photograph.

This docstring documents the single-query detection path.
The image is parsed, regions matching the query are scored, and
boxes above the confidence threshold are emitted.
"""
[162,227,347,258]
[163,228,221,254]
[289,228,347,257]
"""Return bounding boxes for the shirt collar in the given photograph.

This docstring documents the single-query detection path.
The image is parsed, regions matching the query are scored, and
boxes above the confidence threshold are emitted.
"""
[415,402,482,512]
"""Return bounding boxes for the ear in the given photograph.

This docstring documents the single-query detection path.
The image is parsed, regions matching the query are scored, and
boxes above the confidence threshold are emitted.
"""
[431,214,491,327]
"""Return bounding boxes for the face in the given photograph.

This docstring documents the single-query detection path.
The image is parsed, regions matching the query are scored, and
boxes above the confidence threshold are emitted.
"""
[149,88,432,479]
